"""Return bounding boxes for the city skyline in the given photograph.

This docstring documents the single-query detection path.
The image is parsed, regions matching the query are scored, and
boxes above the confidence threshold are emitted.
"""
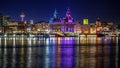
[0,0,120,23]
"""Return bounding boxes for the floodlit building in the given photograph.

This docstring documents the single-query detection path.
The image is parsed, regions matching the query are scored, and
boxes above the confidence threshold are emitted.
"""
[83,19,89,25]
[27,20,34,33]
[74,21,82,34]
[62,8,74,32]
[0,14,11,33]
[50,9,62,33]
[82,19,90,34]
[90,25,96,34]
[96,18,102,27]
[34,21,50,33]
[7,21,18,33]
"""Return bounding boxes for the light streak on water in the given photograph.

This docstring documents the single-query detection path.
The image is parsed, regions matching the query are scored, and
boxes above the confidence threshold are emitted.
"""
[46,38,50,46]
[116,37,118,68]
[27,37,32,68]
[21,37,24,46]
[13,38,16,47]
[4,38,7,47]
[11,47,16,68]
[0,38,1,67]
[3,40,7,68]
[20,47,24,68]
[45,39,50,68]
[0,38,1,46]
[28,38,32,47]
[27,47,32,68]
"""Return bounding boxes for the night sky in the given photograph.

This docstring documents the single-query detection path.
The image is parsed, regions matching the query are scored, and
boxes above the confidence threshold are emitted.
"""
[0,0,120,23]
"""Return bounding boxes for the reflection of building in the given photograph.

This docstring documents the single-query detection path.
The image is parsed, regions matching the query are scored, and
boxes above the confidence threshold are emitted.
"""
[62,8,74,32]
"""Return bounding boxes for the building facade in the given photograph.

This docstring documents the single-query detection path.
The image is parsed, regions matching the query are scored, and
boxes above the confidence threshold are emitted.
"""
[50,9,62,33]
[62,8,74,32]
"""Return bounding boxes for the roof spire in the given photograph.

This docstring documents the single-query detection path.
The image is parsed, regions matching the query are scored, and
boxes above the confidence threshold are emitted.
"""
[50,9,60,23]
[53,8,58,18]
[66,8,71,17]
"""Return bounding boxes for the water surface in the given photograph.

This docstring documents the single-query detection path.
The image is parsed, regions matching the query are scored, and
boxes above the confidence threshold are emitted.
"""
[0,37,119,68]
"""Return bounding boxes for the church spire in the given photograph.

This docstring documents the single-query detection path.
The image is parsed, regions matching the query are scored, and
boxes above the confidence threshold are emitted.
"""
[53,9,58,19]
[50,9,61,23]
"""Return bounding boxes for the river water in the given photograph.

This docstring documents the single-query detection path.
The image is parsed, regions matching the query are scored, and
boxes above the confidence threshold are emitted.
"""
[0,36,119,68]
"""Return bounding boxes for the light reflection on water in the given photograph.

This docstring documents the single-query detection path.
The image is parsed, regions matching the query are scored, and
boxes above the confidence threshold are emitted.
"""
[0,36,119,68]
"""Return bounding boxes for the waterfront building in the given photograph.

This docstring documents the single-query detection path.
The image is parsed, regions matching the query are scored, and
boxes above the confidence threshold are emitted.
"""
[0,14,10,33]
[50,9,62,33]
[95,18,103,34]
[17,21,28,33]
[90,25,96,34]
[34,21,50,34]
[6,21,18,33]
[82,25,90,34]
[62,8,74,32]
[74,21,82,34]
[96,18,102,27]
[27,20,34,33]
[83,19,89,25]
[82,19,90,34]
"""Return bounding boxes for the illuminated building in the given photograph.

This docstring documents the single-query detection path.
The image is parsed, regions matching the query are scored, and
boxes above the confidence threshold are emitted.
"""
[30,20,34,25]
[0,14,10,33]
[50,9,61,32]
[83,19,89,25]
[62,8,74,32]
[81,25,90,34]
[74,21,82,34]
[20,12,25,22]
[82,19,90,34]
[27,20,34,33]
[17,21,28,33]
[90,25,96,34]
[96,18,102,27]
[34,21,50,33]
[7,21,18,33]
[95,18,103,34]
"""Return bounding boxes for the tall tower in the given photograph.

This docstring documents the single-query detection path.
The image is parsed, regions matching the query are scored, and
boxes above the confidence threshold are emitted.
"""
[20,12,25,22]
